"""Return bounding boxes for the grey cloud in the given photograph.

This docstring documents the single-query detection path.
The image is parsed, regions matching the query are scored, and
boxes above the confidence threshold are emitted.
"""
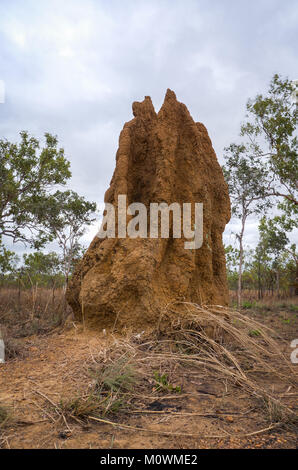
[0,0,297,256]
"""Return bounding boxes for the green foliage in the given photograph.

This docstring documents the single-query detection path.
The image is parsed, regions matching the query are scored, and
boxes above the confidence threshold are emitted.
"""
[225,244,239,270]
[289,305,298,312]
[23,251,61,275]
[242,74,298,203]
[58,395,106,420]
[153,371,181,393]
[223,74,297,305]
[260,219,286,252]
[242,300,255,309]
[227,239,296,298]
[34,190,96,281]
[35,190,96,242]
[0,131,97,287]
[22,251,63,287]
[0,131,71,246]
[223,143,271,219]
[80,359,140,417]
[249,329,261,337]
[0,242,19,275]
[99,359,138,393]
[223,141,271,306]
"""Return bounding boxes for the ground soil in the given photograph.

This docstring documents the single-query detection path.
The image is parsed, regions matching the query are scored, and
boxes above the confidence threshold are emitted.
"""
[0,304,297,449]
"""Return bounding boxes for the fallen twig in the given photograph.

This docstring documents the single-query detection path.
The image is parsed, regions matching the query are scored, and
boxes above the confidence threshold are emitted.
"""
[88,415,281,439]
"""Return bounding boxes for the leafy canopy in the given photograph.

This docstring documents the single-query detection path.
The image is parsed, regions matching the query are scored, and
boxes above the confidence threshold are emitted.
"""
[240,73,298,206]
[0,131,71,245]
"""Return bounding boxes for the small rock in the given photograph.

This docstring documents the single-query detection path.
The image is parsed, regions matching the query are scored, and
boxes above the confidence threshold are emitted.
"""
[225,415,234,423]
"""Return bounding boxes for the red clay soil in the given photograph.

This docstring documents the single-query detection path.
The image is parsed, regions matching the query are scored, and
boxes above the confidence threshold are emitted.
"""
[0,312,297,449]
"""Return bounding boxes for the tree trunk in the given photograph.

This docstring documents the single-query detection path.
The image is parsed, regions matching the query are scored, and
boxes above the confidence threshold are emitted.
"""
[276,269,280,298]
[18,277,21,312]
[237,214,246,308]
[52,278,56,306]
[257,258,262,300]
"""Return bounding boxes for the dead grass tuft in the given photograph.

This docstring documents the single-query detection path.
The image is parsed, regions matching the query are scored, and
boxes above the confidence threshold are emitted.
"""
[0,403,13,441]
[32,303,297,438]
[85,302,297,428]
[0,287,71,340]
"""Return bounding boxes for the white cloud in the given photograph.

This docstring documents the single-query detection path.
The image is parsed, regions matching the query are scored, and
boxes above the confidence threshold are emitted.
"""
[0,0,297,253]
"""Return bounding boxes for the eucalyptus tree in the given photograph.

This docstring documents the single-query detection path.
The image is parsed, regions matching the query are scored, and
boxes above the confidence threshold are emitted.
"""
[258,216,297,296]
[223,145,271,306]
[224,74,297,306]
[240,74,297,207]
[0,131,71,246]
[34,190,96,286]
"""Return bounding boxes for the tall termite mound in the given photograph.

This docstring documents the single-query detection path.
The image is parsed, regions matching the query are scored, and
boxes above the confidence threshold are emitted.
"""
[66,90,231,330]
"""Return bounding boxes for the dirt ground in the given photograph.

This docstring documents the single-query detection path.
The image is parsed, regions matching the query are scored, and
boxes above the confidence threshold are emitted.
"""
[0,303,297,449]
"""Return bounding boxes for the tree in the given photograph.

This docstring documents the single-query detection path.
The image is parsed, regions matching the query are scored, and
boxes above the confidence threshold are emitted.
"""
[240,74,297,206]
[17,251,63,316]
[224,74,298,306]
[258,217,297,296]
[225,244,239,291]
[34,190,96,286]
[223,145,271,306]
[0,243,19,277]
[23,251,62,285]
[0,131,71,246]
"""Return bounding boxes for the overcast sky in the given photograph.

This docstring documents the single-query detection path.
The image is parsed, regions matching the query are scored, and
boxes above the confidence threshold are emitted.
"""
[0,0,297,256]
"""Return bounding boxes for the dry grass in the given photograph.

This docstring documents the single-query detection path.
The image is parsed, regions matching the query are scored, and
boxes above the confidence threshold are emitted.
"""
[41,354,141,426]
[0,328,25,360]
[155,303,297,420]
[229,290,297,307]
[37,302,297,436]
[0,403,12,448]
[0,405,10,428]
[0,287,72,345]
[0,300,296,448]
